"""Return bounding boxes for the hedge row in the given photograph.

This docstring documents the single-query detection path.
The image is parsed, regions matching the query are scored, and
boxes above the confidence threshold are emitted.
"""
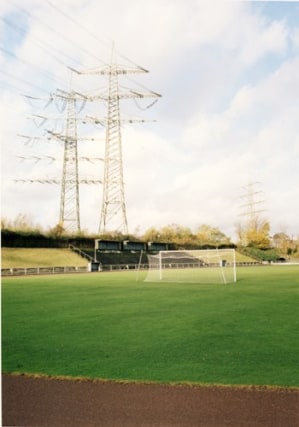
[1,229,94,249]
[1,229,237,251]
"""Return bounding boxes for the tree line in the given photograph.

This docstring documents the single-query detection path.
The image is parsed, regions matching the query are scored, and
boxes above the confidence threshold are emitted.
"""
[1,214,298,258]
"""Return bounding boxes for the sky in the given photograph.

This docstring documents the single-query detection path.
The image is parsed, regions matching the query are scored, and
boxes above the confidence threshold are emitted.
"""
[1,0,299,241]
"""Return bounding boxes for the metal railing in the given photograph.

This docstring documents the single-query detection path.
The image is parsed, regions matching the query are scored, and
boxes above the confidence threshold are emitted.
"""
[3,261,279,277]
[69,244,95,262]
[1,266,88,276]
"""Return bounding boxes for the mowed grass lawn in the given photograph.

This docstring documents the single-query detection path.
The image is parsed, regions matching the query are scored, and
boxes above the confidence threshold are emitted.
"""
[2,266,299,387]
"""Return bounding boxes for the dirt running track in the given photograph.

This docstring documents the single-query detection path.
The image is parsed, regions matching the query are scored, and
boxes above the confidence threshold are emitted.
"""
[2,374,299,427]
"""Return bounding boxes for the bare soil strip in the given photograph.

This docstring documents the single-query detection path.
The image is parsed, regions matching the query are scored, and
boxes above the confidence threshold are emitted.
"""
[2,374,299,427]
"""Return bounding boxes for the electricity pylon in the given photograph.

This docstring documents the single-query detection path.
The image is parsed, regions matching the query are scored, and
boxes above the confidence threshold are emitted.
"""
[239,182,266,222]
[238,181,267,246]
[50,89,102,233]
[76,52,161,234]
[17,90,101,234]
[17,49,160,235]
[59,93,80,232]
[99,62,129,234]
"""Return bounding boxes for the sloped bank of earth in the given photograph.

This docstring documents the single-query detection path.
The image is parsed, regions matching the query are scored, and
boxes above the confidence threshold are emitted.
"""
[2,374,299,427]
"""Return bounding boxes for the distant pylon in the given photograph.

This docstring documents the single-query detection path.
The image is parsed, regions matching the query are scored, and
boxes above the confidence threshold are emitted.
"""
[239,181,267,246]
[239,182,266,224]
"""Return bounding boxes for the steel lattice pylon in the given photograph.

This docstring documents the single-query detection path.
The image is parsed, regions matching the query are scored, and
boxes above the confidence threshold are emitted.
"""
[59,93,80,233]
[238,181,267,246]
[99,65,128,234]
[91,55,161,234]
[16,48,160,235]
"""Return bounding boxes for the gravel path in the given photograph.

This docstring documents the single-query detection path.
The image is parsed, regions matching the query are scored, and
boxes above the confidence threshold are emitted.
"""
[2,374,299,427]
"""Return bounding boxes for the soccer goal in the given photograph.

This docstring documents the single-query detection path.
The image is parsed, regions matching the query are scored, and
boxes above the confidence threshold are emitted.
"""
[144,249,237,284]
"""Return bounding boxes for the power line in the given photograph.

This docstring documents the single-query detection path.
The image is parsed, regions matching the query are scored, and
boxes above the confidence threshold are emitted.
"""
[3,4,161,234]
[44,0,114,54]
[1,16,79,70]
[0,80,33,97]
[10,2,106,66]
[44,0,147,71]
[0,69,48,94]
[0,46,68,89]
[2,5,157,97]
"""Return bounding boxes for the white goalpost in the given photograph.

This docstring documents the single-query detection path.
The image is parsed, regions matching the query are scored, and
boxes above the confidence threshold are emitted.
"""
[144,248,237,284]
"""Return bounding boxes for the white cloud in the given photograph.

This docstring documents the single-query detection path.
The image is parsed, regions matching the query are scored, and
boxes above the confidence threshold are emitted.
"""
[236,17,288,65]
[292,27,299,50]
[1,0,298,240]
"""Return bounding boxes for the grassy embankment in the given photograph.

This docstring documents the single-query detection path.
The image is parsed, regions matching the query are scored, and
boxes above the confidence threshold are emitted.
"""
[1,248,88,268]
[1,247,255,268]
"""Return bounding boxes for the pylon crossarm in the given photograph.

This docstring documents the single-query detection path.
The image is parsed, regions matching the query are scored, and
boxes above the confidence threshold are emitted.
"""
[15,178,102,184]
[70,64,149,76]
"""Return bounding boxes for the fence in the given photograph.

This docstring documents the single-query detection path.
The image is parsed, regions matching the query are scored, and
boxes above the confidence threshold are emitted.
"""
[2,261,267,277]
[1,266,88,276]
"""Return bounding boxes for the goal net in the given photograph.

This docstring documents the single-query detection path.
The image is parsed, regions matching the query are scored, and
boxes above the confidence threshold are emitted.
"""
[144,249,237,284]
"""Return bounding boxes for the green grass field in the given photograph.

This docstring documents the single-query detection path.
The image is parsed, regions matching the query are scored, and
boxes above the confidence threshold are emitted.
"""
[2,265,299,387]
